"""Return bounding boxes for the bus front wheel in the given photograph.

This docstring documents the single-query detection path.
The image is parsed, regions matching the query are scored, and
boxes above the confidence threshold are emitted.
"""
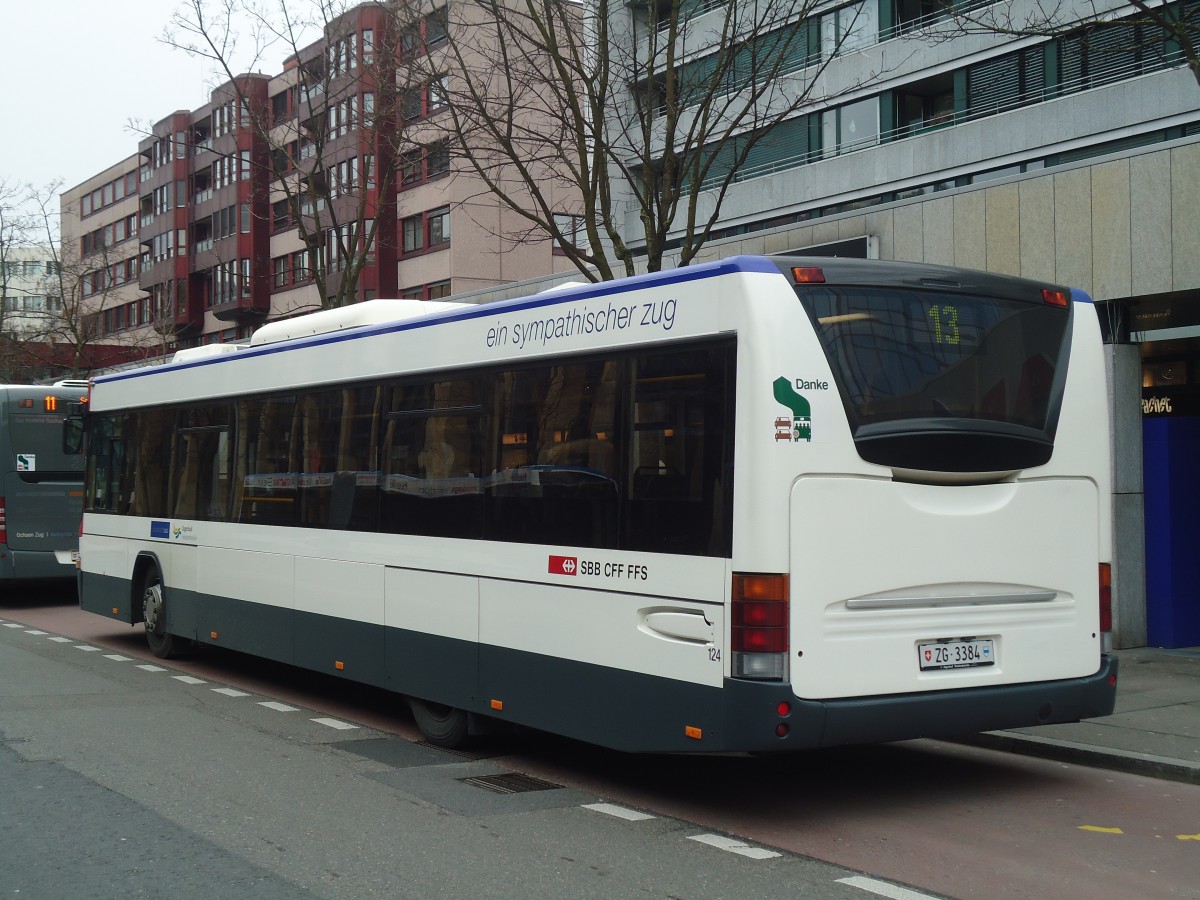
[409,698,468,748]
[141,569,180,660]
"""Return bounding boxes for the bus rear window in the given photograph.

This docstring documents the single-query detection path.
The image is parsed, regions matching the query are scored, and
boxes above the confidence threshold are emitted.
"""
[10,413,85,480]
[799,285,1072,472]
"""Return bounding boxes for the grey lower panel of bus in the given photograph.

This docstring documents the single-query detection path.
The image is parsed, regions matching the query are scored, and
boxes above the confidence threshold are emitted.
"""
[79,570,1119,753]
[0,548,77,582]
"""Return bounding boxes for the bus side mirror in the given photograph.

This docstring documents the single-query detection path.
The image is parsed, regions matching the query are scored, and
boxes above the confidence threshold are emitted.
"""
[63,416,84,455]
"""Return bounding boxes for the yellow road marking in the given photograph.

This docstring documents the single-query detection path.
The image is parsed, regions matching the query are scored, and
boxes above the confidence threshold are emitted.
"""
[1178,834,1200,841]
[1078,825,1124,834]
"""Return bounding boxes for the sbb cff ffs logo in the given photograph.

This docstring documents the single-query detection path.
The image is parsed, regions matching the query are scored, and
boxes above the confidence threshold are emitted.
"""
[549,555,577,575]
[548,555,649,580]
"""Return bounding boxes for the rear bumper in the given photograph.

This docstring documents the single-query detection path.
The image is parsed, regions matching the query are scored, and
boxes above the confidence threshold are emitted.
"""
[0,546,79,582]
[725,654,1120,751]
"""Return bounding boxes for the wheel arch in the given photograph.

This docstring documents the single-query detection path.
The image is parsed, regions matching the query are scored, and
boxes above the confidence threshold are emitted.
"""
[130,551,164,625]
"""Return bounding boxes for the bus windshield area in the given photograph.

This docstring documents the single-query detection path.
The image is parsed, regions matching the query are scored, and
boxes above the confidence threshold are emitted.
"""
[798,285,1072,472]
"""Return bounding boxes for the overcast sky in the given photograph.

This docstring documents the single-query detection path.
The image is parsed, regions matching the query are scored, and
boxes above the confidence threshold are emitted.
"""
[0,0,285,201]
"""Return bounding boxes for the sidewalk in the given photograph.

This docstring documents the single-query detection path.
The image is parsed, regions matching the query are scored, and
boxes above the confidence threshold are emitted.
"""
[962,646,1200,784]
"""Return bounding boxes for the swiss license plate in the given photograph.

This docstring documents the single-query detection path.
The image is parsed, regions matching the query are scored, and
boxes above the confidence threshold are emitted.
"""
[918,638,995,670]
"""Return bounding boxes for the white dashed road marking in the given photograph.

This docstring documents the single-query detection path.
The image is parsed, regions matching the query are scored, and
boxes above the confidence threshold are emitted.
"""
[311,717,358,730]
[24,630,48,635]
[48,636,74,643]
[173,676,207,685]
[837,876,940,899]
[212,687,251,697]
[259,701,300,712]
[103,654,132,661]
[74,645,102,651]
[583,803,656,821]
[2,623,23,628]
[136,664,168,672]
[688,834,782,860]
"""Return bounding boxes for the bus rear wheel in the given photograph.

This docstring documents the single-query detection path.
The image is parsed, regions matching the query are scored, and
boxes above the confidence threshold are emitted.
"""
[141,569,181,660]
[409,698,469,748]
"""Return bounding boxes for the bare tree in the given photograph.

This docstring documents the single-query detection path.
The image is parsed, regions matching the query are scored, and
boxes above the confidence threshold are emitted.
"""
[939,0,1200,87]
[417,0,896,280]
[29,183,164,379]
[0,182,160,381]
[165,0,413,310]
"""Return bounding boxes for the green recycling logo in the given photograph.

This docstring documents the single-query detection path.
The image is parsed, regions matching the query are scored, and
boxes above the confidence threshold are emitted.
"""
[773,377,812,442]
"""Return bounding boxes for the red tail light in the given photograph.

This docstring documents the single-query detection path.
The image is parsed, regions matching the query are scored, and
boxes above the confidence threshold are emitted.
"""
[732,573,789,680]
[1098,563,1113,633]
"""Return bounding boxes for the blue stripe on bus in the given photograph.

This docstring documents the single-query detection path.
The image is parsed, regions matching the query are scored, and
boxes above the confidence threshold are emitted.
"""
[95,256,781,386]
[1070,288,1095,304]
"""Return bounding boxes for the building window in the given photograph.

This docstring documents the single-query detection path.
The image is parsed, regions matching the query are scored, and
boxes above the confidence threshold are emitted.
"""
[401,150,423,185]
[428,76,449,113]
[272,200,290,231]
[402,214,424,253]
[273,256,289,288]
[428,280,451,299]
[552,213,589,253]
[293,250,310,282]
[402,87,423,121]
[821,96,879,156]
[429,207,451,246]
[427,141,450,177]
[426,7,449,47]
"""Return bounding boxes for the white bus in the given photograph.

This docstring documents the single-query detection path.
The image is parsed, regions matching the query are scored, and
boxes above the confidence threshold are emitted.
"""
[74,256,1117,751]
[0,383,87,587]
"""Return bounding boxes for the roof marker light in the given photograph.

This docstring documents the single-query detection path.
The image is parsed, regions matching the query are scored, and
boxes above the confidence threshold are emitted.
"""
[1043,288,1070,307]
[792,267,825,284]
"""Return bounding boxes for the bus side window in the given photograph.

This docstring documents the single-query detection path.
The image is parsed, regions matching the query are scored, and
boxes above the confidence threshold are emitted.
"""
[380,379,484,540]
[172,405,231,522]
[235,397,299,526]
[626,344,732,556]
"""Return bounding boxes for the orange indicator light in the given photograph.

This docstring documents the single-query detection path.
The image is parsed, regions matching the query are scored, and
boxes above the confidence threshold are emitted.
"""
[791,267,826,284]
[1042,288,1070,307]
[111,607,119,615]
[685,725,703,740]
[210,631,219,639]
[490,699,504,711]
[335,660,345,670]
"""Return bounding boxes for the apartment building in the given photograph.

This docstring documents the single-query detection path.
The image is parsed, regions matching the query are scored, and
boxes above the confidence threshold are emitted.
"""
[591,0,1200,648]
[61,0,578,355]
[0,247,61,338]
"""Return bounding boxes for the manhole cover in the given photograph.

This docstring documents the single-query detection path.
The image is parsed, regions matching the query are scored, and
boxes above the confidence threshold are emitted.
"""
[459,773,561,794]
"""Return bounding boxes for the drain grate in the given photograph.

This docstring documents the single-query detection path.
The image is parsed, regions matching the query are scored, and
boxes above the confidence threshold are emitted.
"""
[459,773,561,794]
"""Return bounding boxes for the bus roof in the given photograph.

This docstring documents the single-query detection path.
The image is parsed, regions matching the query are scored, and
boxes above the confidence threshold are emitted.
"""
[91,254,1087,392]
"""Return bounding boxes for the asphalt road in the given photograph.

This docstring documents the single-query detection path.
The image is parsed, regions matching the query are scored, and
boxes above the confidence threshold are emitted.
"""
[4,591,1199,899]
[0,592,903,900]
